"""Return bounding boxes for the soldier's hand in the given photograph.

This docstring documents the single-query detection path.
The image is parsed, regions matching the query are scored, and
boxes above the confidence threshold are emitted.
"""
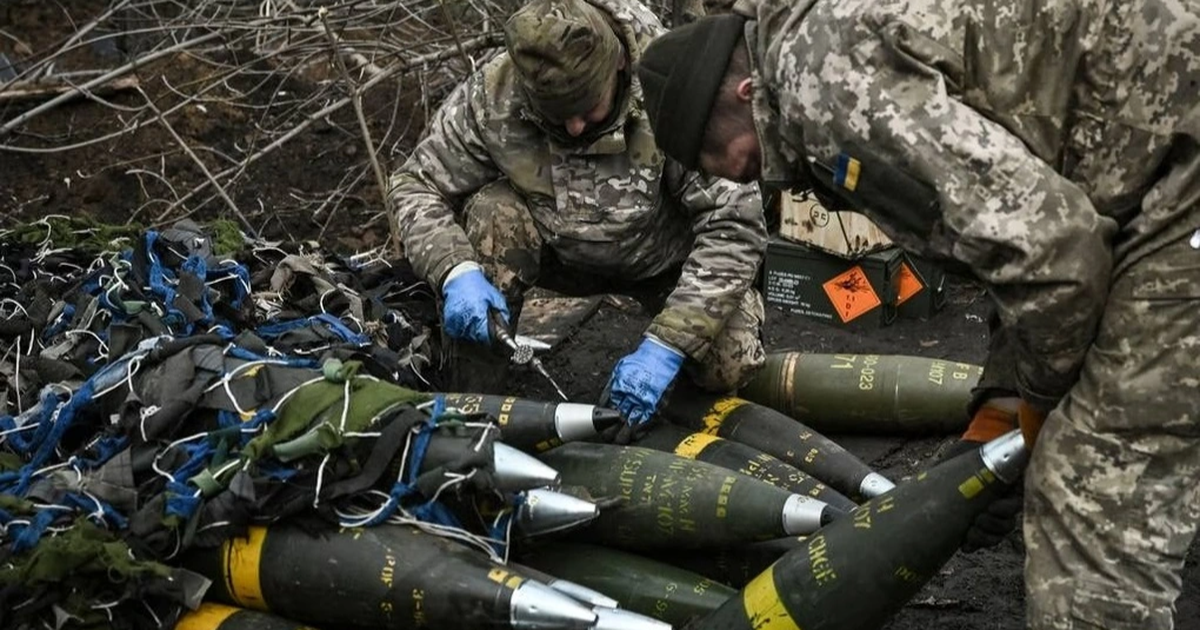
[604,336,684,427]
[940,401,1028,552]
[442,265,509,345]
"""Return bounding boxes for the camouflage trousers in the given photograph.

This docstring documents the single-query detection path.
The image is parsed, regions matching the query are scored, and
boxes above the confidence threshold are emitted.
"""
[1024,228,1200,629]
[463,179,765,393]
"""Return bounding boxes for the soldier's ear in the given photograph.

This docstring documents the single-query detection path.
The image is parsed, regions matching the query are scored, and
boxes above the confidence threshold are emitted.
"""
[735,77,753,102]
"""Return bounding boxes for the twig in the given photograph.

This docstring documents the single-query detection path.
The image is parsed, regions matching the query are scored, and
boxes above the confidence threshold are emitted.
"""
[45,0,136,76]
[153,32,499,221]
[276,0,387,80]
[140,86,260,239]
[317,7,401,258]
[0,30,226,137]
[0,75,140,104]
[436,0,474,74]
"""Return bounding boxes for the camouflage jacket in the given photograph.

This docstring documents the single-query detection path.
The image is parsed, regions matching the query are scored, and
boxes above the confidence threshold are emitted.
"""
[390,0,767,361]
[734,0,1200,411]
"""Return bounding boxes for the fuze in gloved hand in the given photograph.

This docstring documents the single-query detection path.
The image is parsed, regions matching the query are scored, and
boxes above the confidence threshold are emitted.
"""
[941,398,1042,552]
[441,262,510,345]
[604,336,685,428]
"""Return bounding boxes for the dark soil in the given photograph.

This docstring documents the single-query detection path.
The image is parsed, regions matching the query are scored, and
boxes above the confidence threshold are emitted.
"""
[3,2,1198,629]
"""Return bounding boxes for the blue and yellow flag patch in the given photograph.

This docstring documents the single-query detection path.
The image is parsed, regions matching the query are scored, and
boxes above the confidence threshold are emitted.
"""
[833,153,861,192]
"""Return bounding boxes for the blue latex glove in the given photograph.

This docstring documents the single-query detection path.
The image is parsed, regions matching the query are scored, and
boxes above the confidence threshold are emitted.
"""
[442,267,509,345]
[605,336,685,426]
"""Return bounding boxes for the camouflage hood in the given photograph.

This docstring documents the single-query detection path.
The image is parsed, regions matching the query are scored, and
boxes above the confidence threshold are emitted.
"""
[509,0,661,141]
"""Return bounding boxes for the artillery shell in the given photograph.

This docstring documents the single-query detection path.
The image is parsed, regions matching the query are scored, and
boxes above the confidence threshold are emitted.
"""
[182,522,597,630]
[510,562,621,609]
[440,393,623,452]
[538,443,842,550]
[593,606,675,630]
[516,487,601,537]
[740,352,984,435]
[518,542,736,627]
[662,390,894,500]
[421,434,562,492]
[695,431,1029,630]
[174,603,317,630]
[634,423,857,512]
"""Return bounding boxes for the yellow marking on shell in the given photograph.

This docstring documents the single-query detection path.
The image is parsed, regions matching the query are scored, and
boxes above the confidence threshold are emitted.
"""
[675,432,721,459]
[223,527,268,611]
[175,603,239,630]
[742,564,801,630]
[701,398,747,435]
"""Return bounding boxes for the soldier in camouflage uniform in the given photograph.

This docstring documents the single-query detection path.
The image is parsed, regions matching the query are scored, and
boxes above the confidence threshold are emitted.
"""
[634,0,1200,628]
[388,0,767,424]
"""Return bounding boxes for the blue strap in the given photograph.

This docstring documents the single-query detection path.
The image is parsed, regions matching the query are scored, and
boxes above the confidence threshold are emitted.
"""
[40,303,76,341]
[77,436,129,469]
[488,492,524,556]
[63,492,128,529]
[143,231,190,333]
[10,509,61,554]
[256,314,370,346]
[210,261,251,309]
[17,380,97,495]
[225,345,319,368]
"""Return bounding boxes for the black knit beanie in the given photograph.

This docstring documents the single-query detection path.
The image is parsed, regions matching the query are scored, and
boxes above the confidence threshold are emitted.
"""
[635,14,746,170]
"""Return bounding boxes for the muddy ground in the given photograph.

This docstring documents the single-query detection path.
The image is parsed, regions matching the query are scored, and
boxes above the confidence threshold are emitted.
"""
[2,2,1198,628]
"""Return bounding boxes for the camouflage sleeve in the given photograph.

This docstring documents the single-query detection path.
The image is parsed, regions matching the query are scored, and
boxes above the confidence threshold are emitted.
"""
[779,34,1116,411]
[647,163,767,361]
[388,74,501,287]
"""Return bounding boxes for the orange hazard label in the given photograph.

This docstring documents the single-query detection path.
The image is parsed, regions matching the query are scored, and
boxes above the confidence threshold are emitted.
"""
[896,262,925,305]
[822,266,881,323]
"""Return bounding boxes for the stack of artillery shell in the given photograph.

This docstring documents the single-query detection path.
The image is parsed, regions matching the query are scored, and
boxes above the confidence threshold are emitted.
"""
[175,603,317,630]
[740,352,984,435]
[661,391,895,501]
[517,542,736,627]
[538,443,844,551]
[694,431,1029,630]
[633,423,857,512]
[183,523,601,629]
[440,393,624,454]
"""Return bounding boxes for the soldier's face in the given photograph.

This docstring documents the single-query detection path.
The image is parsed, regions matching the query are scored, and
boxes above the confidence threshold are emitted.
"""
[563,55,626,137]
[564,78,617,137]
[700,128,761,183]
[698,77,761,183]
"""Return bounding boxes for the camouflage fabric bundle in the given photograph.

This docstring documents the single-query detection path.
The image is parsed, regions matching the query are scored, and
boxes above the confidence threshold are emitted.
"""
[0,219,521,629]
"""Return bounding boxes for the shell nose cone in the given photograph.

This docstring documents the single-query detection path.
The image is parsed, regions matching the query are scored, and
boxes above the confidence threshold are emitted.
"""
[494,442,562,492]
[858,472,896,499]
[781,494,837,535]
[517,488,601,537]
[510,580,599,630]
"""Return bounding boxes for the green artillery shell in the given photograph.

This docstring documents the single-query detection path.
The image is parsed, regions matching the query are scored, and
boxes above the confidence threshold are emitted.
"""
[740,352,984,435]
[518,542,736,627]
[182,522,597,630]
[175,603,318,630]
[662,392,894,500]
[635,423,857,512]
[421,434,562,492]
[538,443,839,550]
[646,536,807,589]
[440,393,623,452]
[696,431,1029,630]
